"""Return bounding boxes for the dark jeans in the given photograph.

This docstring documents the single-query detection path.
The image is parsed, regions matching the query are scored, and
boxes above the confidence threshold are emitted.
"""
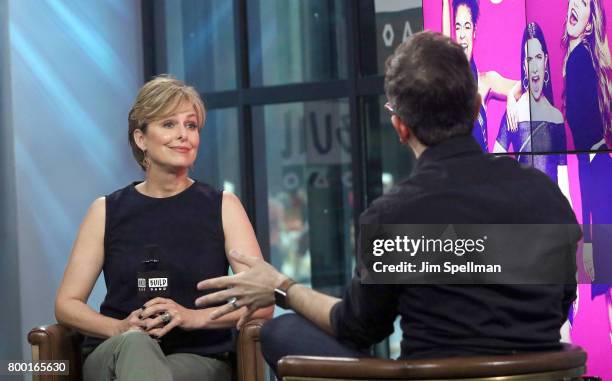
[260,313,369,377]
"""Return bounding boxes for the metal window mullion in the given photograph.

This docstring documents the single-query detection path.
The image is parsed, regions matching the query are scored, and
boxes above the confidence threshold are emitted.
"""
[233,0,273,263]
[141,1,157,81]
[345,0,366,247]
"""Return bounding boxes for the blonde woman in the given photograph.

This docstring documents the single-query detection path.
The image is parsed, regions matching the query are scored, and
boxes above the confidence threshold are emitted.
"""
[564,0,612,152]
[55,76,272,381]
[563,0,612,341]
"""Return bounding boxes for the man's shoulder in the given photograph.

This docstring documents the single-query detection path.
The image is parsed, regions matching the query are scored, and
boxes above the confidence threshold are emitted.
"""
[362,154,572,224]
[361,182,426,223]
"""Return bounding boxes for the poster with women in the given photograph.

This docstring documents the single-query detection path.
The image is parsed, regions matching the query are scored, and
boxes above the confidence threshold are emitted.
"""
[424,0,524,154]
[425,1,612,378]
[529,8,612,380]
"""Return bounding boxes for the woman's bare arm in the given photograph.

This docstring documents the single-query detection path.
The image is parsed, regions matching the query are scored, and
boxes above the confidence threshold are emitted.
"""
[55,198,140,338]
[484,71,519,99]
[214,192,274,326]
[442,0,451,37]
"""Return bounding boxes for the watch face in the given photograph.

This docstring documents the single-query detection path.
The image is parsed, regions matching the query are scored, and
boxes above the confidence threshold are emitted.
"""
[274,288,288,309]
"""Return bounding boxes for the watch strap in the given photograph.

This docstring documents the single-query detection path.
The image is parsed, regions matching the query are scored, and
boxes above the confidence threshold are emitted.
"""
[275,278,297,309]
[277,278,297,293]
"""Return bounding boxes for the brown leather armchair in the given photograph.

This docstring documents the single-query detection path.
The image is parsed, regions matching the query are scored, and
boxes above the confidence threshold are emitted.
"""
[278,345,588,381]
[28,319,266,381]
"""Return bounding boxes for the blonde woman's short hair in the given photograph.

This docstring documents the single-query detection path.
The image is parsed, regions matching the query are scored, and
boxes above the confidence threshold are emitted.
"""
[128,75,205,170]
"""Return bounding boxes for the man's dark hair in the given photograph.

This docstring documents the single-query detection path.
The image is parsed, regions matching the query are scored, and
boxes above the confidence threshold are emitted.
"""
[384,31,478,146]
[453,0,480,26]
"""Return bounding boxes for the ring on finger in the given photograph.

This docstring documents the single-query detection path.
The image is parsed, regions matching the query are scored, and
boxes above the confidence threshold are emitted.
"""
[227,297,239,309]
[160,311,172,325]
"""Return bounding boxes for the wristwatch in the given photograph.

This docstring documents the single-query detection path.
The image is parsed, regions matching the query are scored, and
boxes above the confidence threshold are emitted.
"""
[274,278,297,309]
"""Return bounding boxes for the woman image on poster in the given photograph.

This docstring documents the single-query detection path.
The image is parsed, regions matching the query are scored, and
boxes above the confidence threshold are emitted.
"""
[562,0,612,341]
[561,0,612,299]
[494,22,572,203]
[442,0,519,151]
[564,0,612,153]
[588,130,612,343]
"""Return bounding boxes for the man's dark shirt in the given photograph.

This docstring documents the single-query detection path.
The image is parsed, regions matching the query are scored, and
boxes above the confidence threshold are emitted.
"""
[330,135,578,358]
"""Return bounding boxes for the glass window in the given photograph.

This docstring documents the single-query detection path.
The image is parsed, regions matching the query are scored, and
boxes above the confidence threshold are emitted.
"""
[360,0,424,76]
[247,0,347,87]
[192,108,241,197]
[389,317,402,359]
[253,99,353,296]
[153,0,236,91]
[364,95,416,202]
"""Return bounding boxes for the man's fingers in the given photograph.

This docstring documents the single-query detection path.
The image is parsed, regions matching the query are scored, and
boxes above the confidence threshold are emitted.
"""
[195,288,240,307]
[210,302,241,320]
[229,250,259,267]
[197,275,237,291]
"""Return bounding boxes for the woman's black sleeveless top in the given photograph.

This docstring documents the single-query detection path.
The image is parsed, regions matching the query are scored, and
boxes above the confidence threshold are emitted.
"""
[83,181,233,356]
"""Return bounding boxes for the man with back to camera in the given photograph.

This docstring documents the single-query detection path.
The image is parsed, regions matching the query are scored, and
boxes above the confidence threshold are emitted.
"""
[195,31,579,374]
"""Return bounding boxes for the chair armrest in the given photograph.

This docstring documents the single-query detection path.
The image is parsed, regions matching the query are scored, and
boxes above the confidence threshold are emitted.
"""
[278,345,587,380]
[28,324,83,381]
[235,319,266,381]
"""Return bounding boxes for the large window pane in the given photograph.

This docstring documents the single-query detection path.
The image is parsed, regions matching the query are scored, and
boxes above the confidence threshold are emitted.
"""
[253,100,353,295]
[364,95,416,201]
[193,108,241,197]
[360,0,424,76]
[247,0,347,87]
[153,0,236,91]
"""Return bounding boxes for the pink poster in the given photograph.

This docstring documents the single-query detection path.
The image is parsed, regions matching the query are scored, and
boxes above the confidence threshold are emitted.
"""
[425,1,612,378]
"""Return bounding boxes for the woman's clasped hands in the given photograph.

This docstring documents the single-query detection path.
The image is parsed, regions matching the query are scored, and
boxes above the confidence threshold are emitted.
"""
[119,297,201,338]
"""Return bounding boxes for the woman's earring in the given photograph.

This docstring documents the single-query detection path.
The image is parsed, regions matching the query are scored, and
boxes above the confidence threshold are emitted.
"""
[142,150,150,169]
[522,76,530,91]
[544,69,550,86]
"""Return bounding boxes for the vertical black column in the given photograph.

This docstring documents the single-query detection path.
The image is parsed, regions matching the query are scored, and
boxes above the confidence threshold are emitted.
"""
[141,0,159,80]
[346,0,366,260]
[234,0,271,262]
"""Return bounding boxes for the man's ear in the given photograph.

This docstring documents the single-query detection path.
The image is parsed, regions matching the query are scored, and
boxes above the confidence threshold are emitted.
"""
[133,129,146,151]
[391,115,411,144]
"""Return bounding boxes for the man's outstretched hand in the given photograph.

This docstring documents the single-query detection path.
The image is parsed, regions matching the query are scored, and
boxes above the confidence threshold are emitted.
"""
[196,250,287,328]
